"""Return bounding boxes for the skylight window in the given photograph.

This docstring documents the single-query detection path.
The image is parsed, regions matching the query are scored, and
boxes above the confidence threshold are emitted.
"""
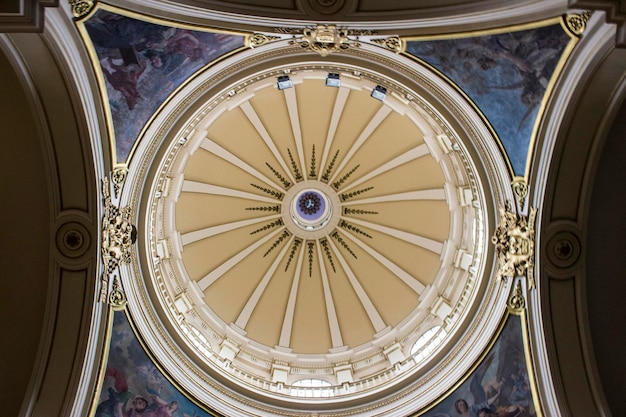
[410,325,447,363]
[289,379,334,398]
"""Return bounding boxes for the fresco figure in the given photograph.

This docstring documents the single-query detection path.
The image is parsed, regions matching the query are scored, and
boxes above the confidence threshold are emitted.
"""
[95,312,214,417]
[101,55,147,110]
[144,386,180,417]
[124,396,149,417]
[405,24,570,175]
[418,315,537,417]
[96,309,534,417]
[477,403,526,417]
[84,9,244,162]
[96,368,143,417]
[454,355,503,417]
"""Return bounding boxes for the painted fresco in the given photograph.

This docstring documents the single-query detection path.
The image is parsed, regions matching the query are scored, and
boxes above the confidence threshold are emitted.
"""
[418,315,535,417]
[406,24,570,176]
[97,311,534,417]
[84,10,244,162]
[94,311,217,417]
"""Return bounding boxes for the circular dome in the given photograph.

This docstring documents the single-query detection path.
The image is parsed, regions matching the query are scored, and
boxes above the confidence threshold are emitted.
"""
[125,45,508,416]
[169,70,457,362]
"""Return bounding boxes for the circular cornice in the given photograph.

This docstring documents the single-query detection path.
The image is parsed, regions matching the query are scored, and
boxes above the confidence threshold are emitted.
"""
[120,41,513,416]
[106,0,565,34]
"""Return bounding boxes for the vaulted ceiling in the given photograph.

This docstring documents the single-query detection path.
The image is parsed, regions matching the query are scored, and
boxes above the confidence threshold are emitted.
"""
[1,1,626,417]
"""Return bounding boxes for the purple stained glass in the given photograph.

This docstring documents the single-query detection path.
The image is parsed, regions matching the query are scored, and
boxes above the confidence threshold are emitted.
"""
[296,191,326,221]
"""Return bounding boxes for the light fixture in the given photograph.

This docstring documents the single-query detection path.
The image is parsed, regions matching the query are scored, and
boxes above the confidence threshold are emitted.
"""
[277,75,293,90]
[325,73,341,87]
[371,85,387,101]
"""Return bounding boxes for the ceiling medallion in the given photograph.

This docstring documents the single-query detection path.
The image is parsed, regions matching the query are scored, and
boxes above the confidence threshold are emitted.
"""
[295,190,328,228]
[298,191,322,215]
[56,220,91,260]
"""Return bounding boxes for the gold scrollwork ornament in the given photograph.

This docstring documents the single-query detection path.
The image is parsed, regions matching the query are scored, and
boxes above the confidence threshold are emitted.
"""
[111,166,128,197]
[508,280,526,311]
[566,11,592,36]
[290,25,358,57]
[100,177,136,302]
[512,178,528,210]
[68,0,94,19]
[108,276,127,307]
[492,204,537,288]
[247,33,281,48]
[372,36,405,53]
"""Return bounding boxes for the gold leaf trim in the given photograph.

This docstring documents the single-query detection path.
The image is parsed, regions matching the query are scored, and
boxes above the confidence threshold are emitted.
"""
[371,36,406,53]
[68,0,94,19]
[565,11,593,36]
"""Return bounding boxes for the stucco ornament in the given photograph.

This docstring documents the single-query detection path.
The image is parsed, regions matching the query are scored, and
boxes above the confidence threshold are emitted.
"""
[246,33,281,48]
[68,0,94,18]
[492,204,537,288]
[290,25,357,56]
[100,177,136,302]
[372,36,405,53]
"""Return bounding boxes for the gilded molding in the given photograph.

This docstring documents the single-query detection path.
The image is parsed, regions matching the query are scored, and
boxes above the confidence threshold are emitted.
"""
[288,25,359,57]
[492,204,537,288]
[100,177,136,302]
[246,33,281,48]
[371,36,406,53]
[68,0,95,19]
[565,11,593,36]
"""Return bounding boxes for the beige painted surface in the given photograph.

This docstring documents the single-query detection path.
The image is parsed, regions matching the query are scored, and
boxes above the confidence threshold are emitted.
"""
[176,76,450,354]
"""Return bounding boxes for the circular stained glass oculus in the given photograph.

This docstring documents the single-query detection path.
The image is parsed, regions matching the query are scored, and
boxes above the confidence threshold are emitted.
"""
[291,189,331,230]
